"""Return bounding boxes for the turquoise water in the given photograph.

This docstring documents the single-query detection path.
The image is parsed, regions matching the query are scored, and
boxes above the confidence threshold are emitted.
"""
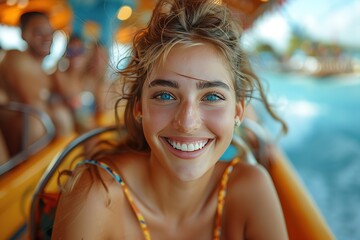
[256,71,360,240]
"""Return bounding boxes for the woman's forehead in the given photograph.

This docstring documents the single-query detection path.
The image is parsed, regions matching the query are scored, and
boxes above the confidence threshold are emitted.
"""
[147,43,234,87]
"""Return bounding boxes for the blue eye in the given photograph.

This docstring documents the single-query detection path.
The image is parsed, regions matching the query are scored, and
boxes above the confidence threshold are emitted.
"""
[203,93,224,102]
[154,92,175,100]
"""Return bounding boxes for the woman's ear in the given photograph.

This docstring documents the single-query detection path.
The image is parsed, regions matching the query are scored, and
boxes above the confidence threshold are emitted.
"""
[133,98,142,121]
[235,99,245,122]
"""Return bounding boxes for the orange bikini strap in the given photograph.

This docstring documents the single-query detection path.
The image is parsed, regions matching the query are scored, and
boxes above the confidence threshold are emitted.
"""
[213,157,240,240]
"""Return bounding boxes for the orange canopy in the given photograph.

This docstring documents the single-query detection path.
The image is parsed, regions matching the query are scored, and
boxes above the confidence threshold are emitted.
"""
[0,0,283,43]
[116,0,283,43]
[0,0,73,31]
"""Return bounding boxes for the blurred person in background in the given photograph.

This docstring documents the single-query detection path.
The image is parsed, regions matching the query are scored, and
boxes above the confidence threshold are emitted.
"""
[0,11,74,156]
[52,35,110,133]
[52,34,95,133]
[84,41,110,119]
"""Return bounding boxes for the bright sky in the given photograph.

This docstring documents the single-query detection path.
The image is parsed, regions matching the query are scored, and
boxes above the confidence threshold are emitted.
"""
[245,0,360,53]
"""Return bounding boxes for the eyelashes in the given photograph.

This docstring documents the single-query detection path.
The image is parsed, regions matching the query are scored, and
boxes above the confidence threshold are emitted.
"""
[151,91,225,102]
[152,91,175,101]
[202,92,225,102]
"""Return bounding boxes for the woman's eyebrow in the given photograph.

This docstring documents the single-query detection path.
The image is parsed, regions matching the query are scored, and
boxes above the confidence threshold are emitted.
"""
[148,79,179,88]
[197,80,230,90]
[148,79,230,90]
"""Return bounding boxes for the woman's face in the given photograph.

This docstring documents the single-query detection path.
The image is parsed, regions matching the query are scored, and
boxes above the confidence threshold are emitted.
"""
[140,43,243,181]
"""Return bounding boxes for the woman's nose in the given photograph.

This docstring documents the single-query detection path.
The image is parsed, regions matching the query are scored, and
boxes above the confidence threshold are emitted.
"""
[173,101,202,133]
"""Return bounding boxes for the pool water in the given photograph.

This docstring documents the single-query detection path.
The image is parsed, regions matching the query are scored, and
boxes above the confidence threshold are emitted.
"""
[255,71,360,240]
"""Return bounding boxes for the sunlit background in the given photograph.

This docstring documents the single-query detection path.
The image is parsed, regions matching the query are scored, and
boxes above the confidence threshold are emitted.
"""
[1,0,359,239]
[247,1,360,240]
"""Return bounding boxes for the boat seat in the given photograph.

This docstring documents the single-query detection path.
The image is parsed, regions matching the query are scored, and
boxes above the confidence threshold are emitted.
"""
[240,119,335,240]
[0,102,73,240]
[29,125,123,239]
[29,120,335,240]
[0,102,56,176]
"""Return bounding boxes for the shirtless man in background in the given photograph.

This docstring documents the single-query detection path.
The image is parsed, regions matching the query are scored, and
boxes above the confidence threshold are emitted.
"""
[0,11,73,156]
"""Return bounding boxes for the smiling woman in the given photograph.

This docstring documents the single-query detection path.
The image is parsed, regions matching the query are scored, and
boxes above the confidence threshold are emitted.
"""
[140,44,238,181]
[51,0,288,239]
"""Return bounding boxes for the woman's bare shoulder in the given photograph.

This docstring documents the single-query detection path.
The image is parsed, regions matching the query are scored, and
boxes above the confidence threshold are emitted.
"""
[52,160,127,239]
[225,162,274,206]
[80,151,150,199]
[66,150,149,195]
[101,150,150,173]
[229,161,270,187]
[225,161,288,239]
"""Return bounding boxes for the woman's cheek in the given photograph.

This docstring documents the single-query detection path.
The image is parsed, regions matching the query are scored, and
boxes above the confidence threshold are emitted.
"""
[202,107,235,131]
[144,105,176,127]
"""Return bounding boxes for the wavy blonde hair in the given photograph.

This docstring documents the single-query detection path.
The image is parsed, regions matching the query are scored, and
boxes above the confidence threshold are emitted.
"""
[59,0,287,204]
[116,0,287,152]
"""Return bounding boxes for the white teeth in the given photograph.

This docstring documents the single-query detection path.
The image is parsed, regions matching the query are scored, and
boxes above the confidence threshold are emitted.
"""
[195,143,199,150]
[181,143,187,151]
[167,139,208,152]
[188,144,195,151]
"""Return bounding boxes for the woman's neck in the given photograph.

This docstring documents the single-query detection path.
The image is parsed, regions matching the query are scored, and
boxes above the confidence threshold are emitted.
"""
[145,156,219,221]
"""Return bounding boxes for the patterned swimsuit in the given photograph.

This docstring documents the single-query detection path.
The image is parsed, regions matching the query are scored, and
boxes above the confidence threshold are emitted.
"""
[77,157,240,240]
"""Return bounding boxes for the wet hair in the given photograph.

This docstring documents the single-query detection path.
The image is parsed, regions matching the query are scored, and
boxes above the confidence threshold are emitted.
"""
[19,11,49,32]
[117,0,287,152]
